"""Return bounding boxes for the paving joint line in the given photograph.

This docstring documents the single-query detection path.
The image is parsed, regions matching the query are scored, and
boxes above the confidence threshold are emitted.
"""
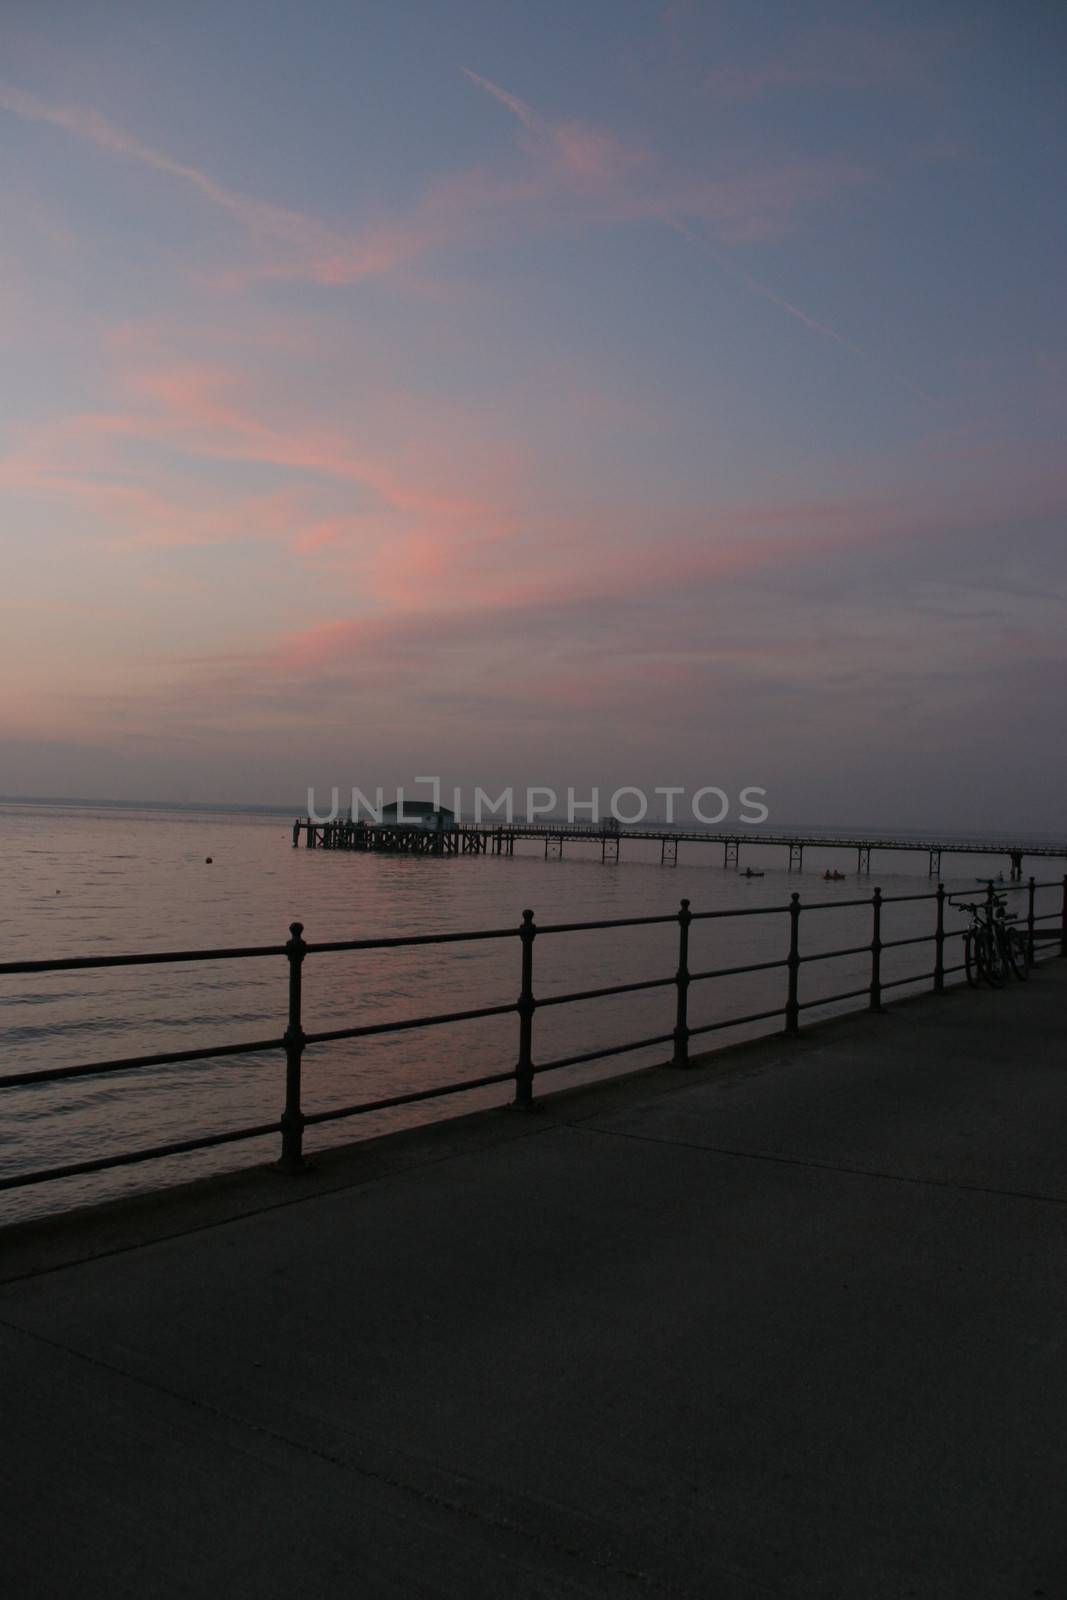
[559,1119,1067,1209]
[0,1313,705,1598]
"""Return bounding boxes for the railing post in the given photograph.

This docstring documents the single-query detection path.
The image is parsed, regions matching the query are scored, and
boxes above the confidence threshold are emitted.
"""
[280,920,307,1171]
[671,898,692,1066]
[1027,876,1036,966]
[785,893,801,1034]
[514,909,537,1108]
[933,882,946,993]
[869,887,884,1012]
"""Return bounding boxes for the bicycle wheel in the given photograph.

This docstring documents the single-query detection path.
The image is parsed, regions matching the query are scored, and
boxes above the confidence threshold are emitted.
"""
[975,927,1004,987]
[964,930,980,987]
[1004,926,1030,982]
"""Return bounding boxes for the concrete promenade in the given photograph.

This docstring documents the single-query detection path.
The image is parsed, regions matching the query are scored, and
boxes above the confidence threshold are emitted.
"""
[1,966,1066,1598]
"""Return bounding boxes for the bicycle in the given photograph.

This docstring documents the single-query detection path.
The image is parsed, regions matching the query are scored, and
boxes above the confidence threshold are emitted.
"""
[954,893,1030,986]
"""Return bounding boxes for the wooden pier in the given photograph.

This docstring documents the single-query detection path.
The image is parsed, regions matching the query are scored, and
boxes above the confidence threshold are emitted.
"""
[292,818,1067,878]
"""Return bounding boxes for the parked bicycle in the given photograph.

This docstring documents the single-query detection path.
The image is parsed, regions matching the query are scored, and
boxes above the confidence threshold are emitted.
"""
[953,892,1030,986]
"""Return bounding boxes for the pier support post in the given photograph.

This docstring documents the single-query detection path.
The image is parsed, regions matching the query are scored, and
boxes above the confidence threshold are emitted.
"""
[292,819,300,847]
[671,898,692,1066]
[514,910,537,1108]
[869,888,884,1013]
[1061,876,1067,959]
[933,884,946,992]
[280,920,307,1171]
[785,894,801,1034]
[928,848,941,877]
[788,842,803,872]
[857,845,870,873]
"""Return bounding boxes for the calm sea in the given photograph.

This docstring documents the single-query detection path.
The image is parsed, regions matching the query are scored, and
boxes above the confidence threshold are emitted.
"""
[0,801,1053,1224]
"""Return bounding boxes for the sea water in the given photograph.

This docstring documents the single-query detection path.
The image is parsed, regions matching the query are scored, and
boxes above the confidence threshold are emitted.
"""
[0,801,1055,1223]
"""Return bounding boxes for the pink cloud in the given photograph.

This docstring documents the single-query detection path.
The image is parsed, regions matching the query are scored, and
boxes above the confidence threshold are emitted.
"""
[0,83,342,258]
[11,318,1056,662]
[461,66,860,237]
[0,346,526,608]
[229,451,1067,700]
[31,446,1066,751]
[0,342,984,636]
[2,74,868,295]
[462,68,650,187]
[291,520,349,555]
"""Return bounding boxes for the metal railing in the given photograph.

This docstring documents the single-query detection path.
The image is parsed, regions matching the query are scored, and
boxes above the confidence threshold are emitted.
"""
[2,877,1064,1196]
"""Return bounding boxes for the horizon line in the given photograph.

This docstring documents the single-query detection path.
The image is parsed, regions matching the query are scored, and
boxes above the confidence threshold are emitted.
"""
[1,794,1063,846]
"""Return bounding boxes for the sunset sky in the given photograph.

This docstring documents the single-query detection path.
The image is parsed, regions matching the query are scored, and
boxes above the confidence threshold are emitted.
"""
[2,1,1064,830]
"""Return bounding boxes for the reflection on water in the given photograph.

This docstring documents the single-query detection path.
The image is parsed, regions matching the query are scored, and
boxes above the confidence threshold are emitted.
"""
[0,803,1053,1223]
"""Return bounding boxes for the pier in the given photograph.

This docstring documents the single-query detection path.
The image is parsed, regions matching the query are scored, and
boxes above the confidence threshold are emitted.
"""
[293,817,1067,878]
[3,963,1066,1596]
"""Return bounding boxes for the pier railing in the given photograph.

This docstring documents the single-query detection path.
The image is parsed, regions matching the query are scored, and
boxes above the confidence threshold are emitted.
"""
[2,877,1064,1196]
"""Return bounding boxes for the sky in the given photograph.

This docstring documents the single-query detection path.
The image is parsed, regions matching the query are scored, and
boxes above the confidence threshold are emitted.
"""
[1,0,1065,831]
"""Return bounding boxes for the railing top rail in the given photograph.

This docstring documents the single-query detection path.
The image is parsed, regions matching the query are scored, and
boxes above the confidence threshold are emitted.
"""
[689,903,794,920]
[0,943,288,977]
[4,877,1063,979]
[0,1033,286,1092]
[788,896,875,912]
[537,912,678,934]
[304,925,519,954]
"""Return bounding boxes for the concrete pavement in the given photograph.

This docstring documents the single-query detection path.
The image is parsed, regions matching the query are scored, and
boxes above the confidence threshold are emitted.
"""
[1,965,1065,1598]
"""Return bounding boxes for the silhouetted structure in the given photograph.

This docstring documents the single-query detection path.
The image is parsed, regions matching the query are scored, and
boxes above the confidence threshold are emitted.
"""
[379,800,455,831]
[291,819,1066,877]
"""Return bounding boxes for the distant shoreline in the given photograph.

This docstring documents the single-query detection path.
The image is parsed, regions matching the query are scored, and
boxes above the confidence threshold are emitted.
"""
[0,795,300,818]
